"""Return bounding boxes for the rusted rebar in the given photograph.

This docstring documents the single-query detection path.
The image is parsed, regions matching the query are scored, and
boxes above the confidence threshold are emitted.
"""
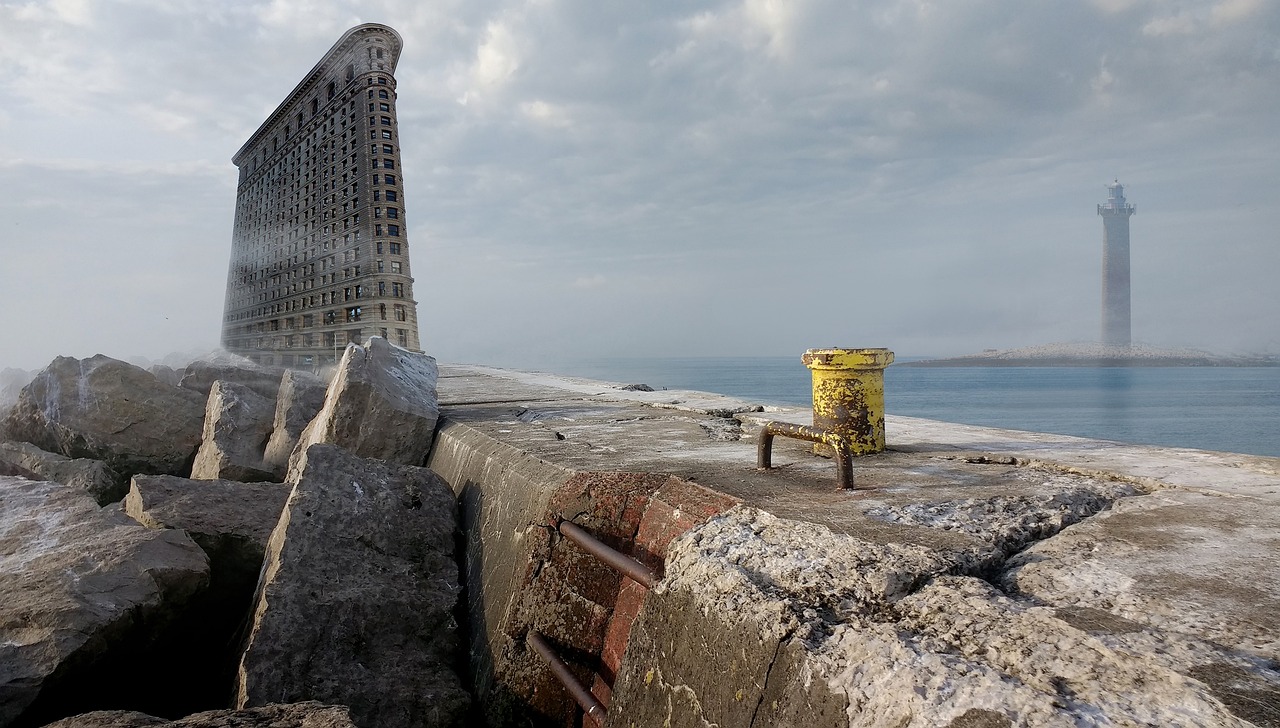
[527,631,608,721]
[757,420,855,489]
[558,520,658,589]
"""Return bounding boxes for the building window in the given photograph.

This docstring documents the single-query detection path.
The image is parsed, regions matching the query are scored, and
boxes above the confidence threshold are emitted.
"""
[381,130,392,139]
[390,261,401,273]
[384,174,395,185]
[374,207,382,218]
[380,303,387,320]
[346,306,362,322]
[328,81,336,99]
[376,242,383,254]
[388,225,400,237]
[379,90,389,99]
[389,242,401,255]
[380,116,391,125]
[394,304,407,321]
[325,310,336,325]
[383,159,394,169]
[397,329,407,347]
[385,190,397,201]
[348,329,362,344]
[378,281,386,295]
[378,76,387,83]
[392,282,404,297]
[377,259,384,272]
[386,207,398,219]
[344,287,352,301]
[355,285,364,298]
[375,224,383,236]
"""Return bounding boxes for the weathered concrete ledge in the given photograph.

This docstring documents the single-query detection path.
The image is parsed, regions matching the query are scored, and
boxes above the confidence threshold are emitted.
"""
[432,364,1280,727]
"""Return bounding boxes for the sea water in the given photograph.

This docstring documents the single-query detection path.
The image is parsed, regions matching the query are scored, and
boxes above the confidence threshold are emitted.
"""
[524,357,1280,458]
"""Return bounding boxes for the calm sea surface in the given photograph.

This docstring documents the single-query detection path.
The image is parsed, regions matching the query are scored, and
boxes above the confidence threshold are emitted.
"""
[527,357,1280,458]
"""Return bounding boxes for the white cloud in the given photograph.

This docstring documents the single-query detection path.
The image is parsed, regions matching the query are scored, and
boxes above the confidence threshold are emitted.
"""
[1212,0,1263,25]
[1142,12,1196,36]
[519,99,572,128]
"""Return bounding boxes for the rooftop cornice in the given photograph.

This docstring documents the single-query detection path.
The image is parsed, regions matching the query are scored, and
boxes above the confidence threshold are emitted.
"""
[232,23,403,166]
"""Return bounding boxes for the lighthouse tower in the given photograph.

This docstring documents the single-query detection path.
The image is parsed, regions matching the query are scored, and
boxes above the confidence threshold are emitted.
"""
[1098,180,1136,348]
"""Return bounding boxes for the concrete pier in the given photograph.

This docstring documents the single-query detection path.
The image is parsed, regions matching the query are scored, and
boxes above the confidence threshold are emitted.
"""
[428,364,1280,727]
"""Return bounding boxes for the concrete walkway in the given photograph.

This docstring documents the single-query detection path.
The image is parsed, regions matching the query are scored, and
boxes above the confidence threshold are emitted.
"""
[434,364,1280,728]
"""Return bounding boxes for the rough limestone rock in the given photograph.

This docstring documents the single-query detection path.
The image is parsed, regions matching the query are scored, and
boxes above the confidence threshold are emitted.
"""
[41,702,356,727]
[1003,488,1280,657]
[261,371,327,478]
[287,338,439,473]
[0,477,210,728]
[190,381,277,483]
[0,356,207,478]
[0,441,125,505]
[237,445,468,728]
[125,475,291,589]
[179,356,282,400]
[607,507,1269,728]
[147,365,183,388]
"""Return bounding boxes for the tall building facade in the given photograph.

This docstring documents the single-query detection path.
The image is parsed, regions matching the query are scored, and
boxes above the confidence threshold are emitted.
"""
[221,23,421,368]
[1098,180,1136,348]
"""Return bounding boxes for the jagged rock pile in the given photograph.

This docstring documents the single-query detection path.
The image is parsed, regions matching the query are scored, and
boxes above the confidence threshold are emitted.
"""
[0,339,466,728]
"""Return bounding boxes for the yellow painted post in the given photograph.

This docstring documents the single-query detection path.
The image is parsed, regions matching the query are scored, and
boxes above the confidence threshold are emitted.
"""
[801,348,895,456]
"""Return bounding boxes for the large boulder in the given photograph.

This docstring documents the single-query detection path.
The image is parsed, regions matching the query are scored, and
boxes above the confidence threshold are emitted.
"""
[125,475,291,592]
[41,702,356,727]
[147,366,183,388]
[0,356,206,478]
[261,371,327,478]
[0,477,209,728]
[122,475,293,716]
[0,441,124,505]
[236,444,469,728]
[179,356,282,401]
[190,382,277,483]
[287,338,439,474]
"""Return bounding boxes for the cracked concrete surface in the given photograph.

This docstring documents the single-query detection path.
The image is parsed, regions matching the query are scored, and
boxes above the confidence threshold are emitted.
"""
[434,365,1280,727]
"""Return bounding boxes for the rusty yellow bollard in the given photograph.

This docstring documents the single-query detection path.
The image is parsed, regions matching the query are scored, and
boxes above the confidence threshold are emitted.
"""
[802,348,895,456]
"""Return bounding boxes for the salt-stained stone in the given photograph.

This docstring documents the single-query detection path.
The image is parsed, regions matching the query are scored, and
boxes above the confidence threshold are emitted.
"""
[261,370,327,478]
[0,477,209,728]
[125,474,291,592]
[287,338,439,474]
[0,441,125,505]
[237,445,468,728]
[607,507,1272,728]
[190,381,277,483]
[179,355,283,400]
[0,356,206,478]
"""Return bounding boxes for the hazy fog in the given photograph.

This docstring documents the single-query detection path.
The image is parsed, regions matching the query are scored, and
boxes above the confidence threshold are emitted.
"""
[2,0,1277,373]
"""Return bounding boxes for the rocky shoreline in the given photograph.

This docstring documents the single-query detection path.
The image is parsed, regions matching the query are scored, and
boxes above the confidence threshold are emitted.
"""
[1,339,465,728]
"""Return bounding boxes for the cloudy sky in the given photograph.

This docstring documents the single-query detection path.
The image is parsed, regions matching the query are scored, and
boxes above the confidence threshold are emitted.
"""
[1,0,1277,372]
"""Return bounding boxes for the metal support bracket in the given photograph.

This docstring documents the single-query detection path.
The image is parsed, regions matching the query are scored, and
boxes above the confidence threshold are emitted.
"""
[757,420,855,489]
[527,631,608,721]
